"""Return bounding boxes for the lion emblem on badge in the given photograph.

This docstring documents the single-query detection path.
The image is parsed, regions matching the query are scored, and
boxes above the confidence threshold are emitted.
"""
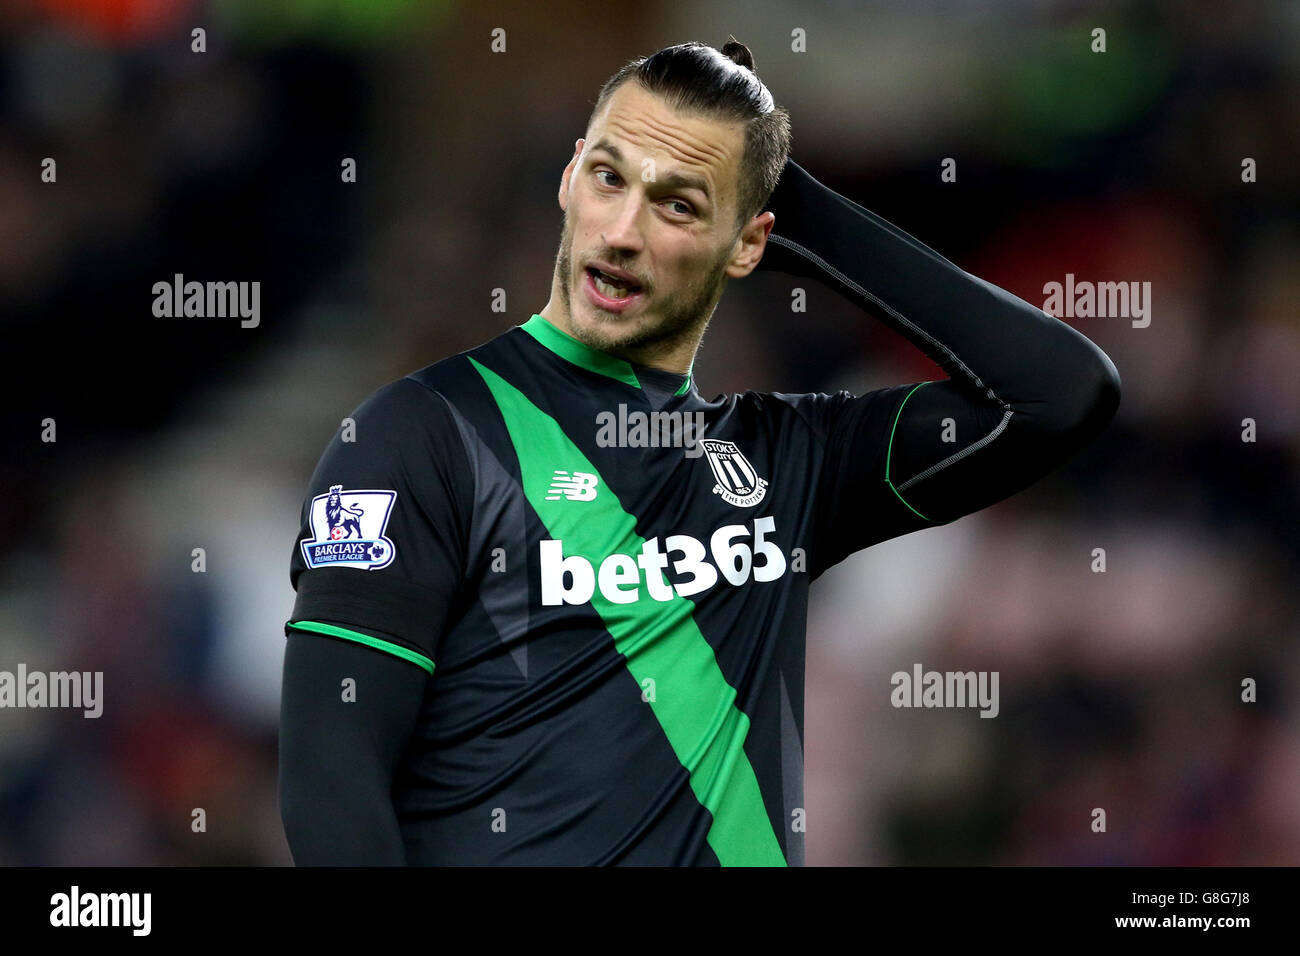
[325,485,365,539]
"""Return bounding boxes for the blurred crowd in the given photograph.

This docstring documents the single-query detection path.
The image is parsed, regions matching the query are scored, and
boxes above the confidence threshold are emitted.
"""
[0,0,1296,864]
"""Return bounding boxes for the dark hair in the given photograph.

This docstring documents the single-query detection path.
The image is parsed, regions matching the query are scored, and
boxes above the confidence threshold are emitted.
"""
[587,38,792,230]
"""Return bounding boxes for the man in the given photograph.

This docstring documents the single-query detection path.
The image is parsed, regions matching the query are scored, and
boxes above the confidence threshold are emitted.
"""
[279,40,1120,866]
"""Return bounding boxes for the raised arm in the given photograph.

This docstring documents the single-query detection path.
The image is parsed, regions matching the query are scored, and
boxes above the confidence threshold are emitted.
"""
[756,159,1121,575]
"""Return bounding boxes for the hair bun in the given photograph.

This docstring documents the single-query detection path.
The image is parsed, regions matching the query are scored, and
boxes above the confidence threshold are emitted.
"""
[721,37,755,71]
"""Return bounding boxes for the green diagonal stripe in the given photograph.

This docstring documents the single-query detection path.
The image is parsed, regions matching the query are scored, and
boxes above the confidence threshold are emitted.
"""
[287,620,435,674]
[470,357,785,866]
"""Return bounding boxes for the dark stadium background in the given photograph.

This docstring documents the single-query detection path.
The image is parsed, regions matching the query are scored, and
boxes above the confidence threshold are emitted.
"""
[1,0,1297,865]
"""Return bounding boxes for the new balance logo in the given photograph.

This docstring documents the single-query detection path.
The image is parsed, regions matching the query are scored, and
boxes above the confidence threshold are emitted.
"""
[546,470,599,501]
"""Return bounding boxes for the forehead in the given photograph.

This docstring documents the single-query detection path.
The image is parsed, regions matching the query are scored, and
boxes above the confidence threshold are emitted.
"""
[587,82,744,206]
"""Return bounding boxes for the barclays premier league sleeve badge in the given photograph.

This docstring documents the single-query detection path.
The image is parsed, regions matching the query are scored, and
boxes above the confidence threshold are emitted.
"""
[300,485,398,570]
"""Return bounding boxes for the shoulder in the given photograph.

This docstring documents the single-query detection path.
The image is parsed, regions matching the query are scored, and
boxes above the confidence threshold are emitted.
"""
[323,361,477,475]
[714,388,858,439]
[335,375,455,449]
[396,326,533,408]
[350,333,516,425]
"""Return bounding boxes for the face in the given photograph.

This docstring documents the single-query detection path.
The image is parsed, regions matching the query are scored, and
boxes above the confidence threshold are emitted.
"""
[550,81,773,361]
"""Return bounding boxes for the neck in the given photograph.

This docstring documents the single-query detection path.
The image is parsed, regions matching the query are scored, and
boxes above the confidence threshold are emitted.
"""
[539,286,706,376]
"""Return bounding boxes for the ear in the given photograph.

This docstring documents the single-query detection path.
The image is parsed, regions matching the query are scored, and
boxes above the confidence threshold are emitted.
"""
[559,138,585,211]
[725,210,776,279]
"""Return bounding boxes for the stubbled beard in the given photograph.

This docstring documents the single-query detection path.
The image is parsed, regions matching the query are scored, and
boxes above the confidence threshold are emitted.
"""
[555,209,730,355]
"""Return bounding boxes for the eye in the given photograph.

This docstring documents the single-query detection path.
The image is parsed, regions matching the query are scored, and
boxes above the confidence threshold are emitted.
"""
[593,165,693,216]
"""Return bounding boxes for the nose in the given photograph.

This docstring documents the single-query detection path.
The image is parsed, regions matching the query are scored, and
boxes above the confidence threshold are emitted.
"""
[601,188,646,254]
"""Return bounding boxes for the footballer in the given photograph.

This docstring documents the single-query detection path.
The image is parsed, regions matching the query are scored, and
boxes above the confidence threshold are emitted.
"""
[278,40,1120,865]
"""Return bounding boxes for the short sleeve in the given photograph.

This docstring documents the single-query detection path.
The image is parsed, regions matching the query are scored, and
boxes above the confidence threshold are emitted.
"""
[285,377,474,671]
[798,383,940,580]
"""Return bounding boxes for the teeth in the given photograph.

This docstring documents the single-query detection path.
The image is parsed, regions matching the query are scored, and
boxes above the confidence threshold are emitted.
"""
[594,273,633,299]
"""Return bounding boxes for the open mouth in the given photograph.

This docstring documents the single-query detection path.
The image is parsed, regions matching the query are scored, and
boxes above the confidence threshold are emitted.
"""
[585,266,643,300]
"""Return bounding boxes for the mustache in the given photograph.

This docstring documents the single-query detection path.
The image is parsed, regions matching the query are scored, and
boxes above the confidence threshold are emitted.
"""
[556,224,649,291]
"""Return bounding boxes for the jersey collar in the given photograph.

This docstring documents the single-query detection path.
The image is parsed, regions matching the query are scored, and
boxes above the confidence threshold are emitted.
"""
[519,313,693,397]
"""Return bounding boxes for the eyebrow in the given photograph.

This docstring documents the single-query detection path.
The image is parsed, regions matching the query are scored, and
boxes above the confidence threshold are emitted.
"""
[589,138,713,202]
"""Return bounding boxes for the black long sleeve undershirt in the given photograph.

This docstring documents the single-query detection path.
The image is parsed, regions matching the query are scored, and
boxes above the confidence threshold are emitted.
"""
[279,625,427,865]
[755,159,1121,573]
